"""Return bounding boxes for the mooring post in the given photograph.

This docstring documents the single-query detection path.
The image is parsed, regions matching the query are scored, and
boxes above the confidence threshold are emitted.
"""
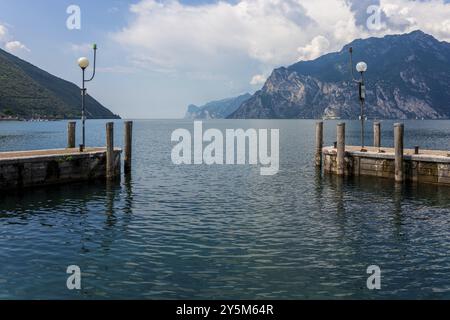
[374,121,381,150]
[67,121,76,149]
[106,122,115,179]
[337,123,346,176]
[124,121,133,173]
[394,123,404,183]
[414,146,420,155]
[315,121,323,168]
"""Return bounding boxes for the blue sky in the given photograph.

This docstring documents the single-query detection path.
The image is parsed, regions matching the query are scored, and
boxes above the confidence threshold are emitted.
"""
[1,0,450,118]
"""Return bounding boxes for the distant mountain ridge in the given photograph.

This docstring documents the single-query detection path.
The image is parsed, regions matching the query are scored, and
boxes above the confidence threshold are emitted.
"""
[229,30,450,120]
[185,93,251,119]
[0,48,119,119]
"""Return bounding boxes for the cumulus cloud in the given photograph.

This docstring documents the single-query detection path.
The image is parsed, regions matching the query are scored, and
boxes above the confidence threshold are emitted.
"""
[0,25,7,41]
[250,74,267,85]
[298,35,331,61]
[112,0,450,87]
[347,0,382,28]
[97,66,137,74]
[378,0,450,41]
[5,41,30,53]
[0,24,30,54]
[69,43,93,54]
[112,0,361,73]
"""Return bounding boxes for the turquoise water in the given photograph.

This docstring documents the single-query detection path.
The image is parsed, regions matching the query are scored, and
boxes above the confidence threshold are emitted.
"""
[0,119,449,299]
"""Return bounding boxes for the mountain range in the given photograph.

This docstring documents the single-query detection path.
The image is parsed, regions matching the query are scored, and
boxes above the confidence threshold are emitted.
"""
[191,30,449,120]
[185,93,251,119]
[0,48,119,120]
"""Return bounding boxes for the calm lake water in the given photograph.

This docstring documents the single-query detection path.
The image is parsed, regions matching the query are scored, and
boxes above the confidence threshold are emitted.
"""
[0,119,449,299]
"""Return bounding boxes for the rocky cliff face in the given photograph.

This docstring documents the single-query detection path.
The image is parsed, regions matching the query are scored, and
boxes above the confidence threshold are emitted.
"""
[185,93,251,119]
[229,31,450,120]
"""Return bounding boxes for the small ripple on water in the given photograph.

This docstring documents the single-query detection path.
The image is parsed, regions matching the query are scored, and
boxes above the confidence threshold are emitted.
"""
[0,120,450,299]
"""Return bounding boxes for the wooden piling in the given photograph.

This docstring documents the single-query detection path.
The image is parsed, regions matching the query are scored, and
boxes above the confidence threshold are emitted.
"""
[315,121,323,167]
[106,122,115,179]
[394,123,404,183]
[337,123,346,176]
[374,121,381,149]
[67,121,76,149]
[124,121,133,173]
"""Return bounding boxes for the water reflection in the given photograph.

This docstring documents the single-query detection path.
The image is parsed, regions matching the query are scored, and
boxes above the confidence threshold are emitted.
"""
[1,120,450,299]
[321,173,450,208]
[123,173,134,215]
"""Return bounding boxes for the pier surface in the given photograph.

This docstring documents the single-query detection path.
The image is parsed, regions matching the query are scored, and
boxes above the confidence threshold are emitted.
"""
[0,147,122,190]
[324,146,450,161]
[0,148,112,160]
[323,145,450,185]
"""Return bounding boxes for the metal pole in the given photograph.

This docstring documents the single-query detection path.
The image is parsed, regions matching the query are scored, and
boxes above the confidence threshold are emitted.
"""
[81,68,86,150]
[360,99,364,149]
[360,73,365,150]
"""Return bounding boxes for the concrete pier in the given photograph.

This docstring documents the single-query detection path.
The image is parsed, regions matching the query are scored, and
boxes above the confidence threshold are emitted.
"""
[0,147,122,190]
[323,145,450,185]
[0,121,131,190]
[322,122,450,186]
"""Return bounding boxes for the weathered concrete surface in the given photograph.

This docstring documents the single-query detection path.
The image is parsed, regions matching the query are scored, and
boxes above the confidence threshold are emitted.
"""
[323,146,450,186]
[0,148,122,190]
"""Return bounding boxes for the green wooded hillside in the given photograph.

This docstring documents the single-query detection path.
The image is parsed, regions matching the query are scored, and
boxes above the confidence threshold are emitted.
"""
[0,48,120,119]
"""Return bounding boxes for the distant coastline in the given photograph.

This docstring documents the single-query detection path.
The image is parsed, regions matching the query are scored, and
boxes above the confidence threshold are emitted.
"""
[0,116,120,122]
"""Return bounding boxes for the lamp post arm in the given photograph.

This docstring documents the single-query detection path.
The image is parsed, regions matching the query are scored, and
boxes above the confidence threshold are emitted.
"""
[85,47,97,82]
[349,47,360,83]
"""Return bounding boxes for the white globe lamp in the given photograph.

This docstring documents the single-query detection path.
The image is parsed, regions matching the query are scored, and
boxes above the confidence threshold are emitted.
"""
[356,61,367,73]
[78,57,90,70]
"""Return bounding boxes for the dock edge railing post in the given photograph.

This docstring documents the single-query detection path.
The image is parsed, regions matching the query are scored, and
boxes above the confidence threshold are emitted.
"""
[124,121,133,174]
[67,121,76,149]
[374,121,381,150]
[315,121,323,168]
[106,122,115,179]
[394,123,404,183]
[337,123,346,176]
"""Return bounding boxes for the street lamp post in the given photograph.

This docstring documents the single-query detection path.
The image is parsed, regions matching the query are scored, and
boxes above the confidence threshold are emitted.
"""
[77,44,97,151]
[349,47,368,152]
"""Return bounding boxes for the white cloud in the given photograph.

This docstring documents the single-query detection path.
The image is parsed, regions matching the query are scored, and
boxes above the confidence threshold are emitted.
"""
[111,0,450,96]
[0,24,30,54]
[112,0,362,74]
[298,35,330,61]
[0,24,7,41]
[250,74,267,85]
[97,66,137,74]
[69,43,93,54]
[5,41,30,53]
[378,0,450,42]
